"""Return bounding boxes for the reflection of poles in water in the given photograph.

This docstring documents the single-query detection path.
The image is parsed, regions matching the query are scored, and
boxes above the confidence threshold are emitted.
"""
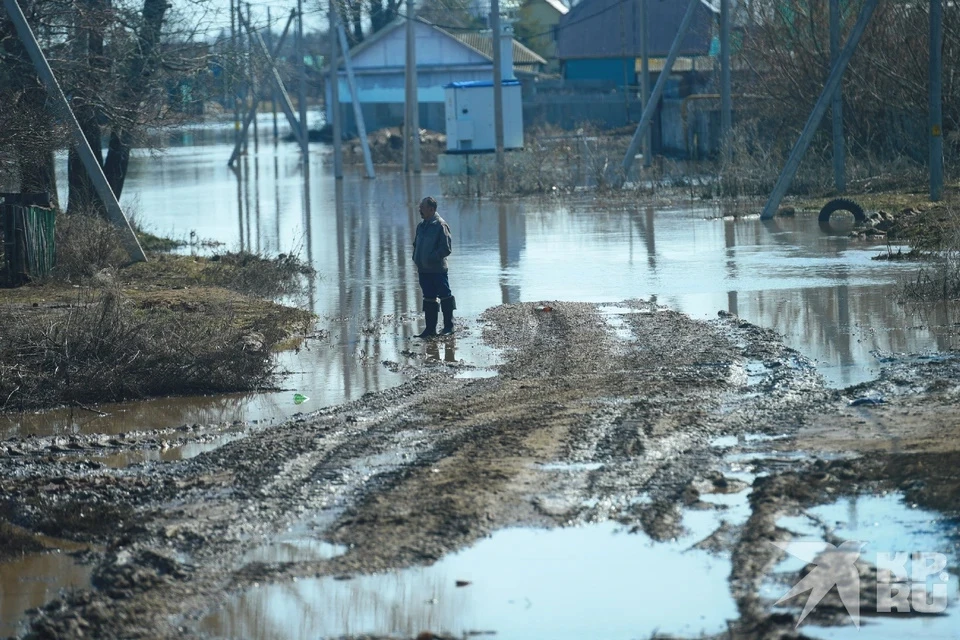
[724,216,737,282]
[254,156,262,254]
[727,291,738,316]
[232,163,245,252]
[273,155,281,253]
[404,173,422,335]
[636,206,656,272]
[498,200,510,304]
[243,156,253,251]
[303,161,315,313]
[335,178,350,399]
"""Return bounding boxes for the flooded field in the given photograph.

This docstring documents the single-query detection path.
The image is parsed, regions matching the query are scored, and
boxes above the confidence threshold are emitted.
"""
[3,133,960,640]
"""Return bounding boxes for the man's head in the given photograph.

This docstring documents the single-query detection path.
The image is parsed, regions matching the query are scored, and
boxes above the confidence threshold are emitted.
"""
[419,196,438,220]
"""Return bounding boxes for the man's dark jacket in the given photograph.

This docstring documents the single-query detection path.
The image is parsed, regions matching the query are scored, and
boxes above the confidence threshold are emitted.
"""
[413,214,453,274]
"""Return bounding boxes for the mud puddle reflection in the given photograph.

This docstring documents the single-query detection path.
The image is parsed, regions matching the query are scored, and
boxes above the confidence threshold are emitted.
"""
[0,548,93,637]
[763,493,960,638]
[203,518,737,639]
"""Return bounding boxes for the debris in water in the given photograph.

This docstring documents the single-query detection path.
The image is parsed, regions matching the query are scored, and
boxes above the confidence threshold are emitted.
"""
[293,394,309,405]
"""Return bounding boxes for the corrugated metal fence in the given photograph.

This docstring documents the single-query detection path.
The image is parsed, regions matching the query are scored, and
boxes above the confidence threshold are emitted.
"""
[1,204,56,286]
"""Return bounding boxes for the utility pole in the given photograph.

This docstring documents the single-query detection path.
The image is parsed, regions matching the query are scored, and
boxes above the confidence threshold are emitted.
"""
[404,0,421,172]
[266,6,279,144]
[491,0,504,187]
[720,0,731,160]
[760,0,878,219]
[640,0,650,167]
[830,0,844,191]
[230,0,240,151]
[329,0,343,177]
[247,3,258,154]
[930,0,943,201]
[337,22,376,178]
[619,0,698,184]
[297,0,309,157]
[3,0,146,262]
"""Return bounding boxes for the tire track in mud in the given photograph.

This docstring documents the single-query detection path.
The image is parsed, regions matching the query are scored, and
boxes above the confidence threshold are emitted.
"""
[2,301,836,639]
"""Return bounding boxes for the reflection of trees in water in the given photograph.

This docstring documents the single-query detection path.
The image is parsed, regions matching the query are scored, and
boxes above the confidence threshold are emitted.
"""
[210,571,464,639]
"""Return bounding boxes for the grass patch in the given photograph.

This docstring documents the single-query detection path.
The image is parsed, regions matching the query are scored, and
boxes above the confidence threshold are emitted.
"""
[0,287,310,412]
[0,214,316,412]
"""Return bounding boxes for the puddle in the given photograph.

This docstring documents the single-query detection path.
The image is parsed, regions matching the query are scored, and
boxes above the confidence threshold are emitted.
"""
[202,518,738,639]
[454,368,499,379]
[536,461,605,472]
[762,493,960,636]
[0,550,93,637]
[243,538,347,565]
[598,306,637,342]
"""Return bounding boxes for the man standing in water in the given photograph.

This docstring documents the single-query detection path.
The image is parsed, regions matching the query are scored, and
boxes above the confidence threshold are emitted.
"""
[413,196,455,338]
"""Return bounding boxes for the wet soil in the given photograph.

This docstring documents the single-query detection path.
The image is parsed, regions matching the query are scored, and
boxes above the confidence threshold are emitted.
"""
[1,301,959,639]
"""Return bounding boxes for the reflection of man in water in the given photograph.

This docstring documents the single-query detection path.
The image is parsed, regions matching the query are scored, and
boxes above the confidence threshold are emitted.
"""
[412,196,455,338]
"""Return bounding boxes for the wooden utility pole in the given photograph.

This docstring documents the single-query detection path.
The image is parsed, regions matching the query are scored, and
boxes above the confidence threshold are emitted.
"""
[404,0,421,172]
[230,0,240,150]
[760,0,878,219]
[930,0,943,201]
[720,0,731,160]
[491,0,504,187]
[640,0,650,167]
[267,6,279,144]
[830,0,844,191]
[247,3,258,153]
[228,10,296,166]
[297,0,308,157]
[2,0,146,262]
[329,0,343,177]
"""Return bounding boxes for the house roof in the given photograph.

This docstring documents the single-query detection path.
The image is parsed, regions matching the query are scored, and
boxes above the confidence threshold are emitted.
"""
[447,30,548,66]
[556,0,714,61]
[539,0,570,16]
[332,18,547,72]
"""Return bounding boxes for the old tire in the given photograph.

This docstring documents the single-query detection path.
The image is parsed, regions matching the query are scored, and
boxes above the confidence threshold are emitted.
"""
[818,198,865,224]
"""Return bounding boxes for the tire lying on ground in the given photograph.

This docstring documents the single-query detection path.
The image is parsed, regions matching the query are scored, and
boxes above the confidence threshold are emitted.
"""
[818,198,866,224]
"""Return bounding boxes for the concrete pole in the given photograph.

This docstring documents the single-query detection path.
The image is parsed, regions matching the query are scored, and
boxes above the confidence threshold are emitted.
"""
[619,0,698,184]
[930,0,943,202]
[640,0,651,167]
[491,0,505,187]
[329,0,343,178]
[337,22,376,178]
[247,3,258,154]
[830,0,845,192]
[267,7,279,144]
[760,0,877,220]
[297,0,308,157]
[403,5,411,171]
[720,0,731,160]
[2,0,146,262]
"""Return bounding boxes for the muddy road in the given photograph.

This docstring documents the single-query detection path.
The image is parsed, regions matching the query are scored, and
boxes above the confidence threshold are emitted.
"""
[2,301,959,639]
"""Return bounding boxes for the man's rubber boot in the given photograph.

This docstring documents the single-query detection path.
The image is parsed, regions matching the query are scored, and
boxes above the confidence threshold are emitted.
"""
[440,296,456,335]
[416,299,439,339]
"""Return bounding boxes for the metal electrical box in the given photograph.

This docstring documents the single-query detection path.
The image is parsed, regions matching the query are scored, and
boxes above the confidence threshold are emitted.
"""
[444,80,524,153]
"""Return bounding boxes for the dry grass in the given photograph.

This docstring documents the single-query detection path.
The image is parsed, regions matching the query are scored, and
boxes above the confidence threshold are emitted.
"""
[0,287,298,412]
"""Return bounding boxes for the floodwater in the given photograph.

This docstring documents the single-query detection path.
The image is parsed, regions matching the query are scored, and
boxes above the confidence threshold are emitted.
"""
[6,130,954,442]
[202,516,739,640]
[764,493,960,638]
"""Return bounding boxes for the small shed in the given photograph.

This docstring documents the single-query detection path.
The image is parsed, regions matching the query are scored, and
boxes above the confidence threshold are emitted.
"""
[444,80,524,152]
